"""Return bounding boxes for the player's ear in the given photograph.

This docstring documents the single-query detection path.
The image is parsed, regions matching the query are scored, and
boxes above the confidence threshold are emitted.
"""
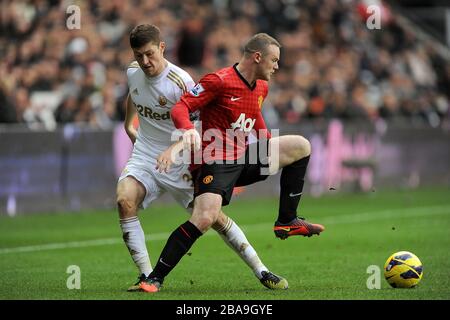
[254,51,262,64]
[159,41,166,54]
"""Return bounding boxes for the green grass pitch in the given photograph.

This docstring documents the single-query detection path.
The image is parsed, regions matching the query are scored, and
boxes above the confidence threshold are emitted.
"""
[1,187,449,300]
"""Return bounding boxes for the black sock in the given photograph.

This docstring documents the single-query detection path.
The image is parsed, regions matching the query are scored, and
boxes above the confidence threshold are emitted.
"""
[150,221,203,280]
[278,155,310,223]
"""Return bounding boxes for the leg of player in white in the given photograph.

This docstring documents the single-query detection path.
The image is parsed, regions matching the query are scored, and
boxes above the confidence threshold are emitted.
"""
[214,215,269,280]
[117,177,152,291]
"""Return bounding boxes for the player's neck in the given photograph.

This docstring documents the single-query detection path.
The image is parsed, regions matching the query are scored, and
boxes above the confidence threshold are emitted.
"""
[147,59,168,79]
[235,62,257,87]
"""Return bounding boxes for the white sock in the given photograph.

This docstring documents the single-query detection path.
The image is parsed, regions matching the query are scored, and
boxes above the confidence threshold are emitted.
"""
[120,216,152,277]
[217,217,268,279]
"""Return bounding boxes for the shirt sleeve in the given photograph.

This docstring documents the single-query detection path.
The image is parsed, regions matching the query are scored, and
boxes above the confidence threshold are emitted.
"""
[181,73,222,112]
[126,61,140,89]
[171,73,223,130]
[184,73,196,92]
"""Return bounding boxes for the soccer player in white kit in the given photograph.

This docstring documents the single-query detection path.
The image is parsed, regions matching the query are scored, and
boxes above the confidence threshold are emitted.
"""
[117,24,288,291]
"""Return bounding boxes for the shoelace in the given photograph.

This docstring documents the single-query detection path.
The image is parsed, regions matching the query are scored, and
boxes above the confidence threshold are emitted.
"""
[262,272,279,283]
[135,274,146,285]
[292,217,309,226]
[146,277,163,287]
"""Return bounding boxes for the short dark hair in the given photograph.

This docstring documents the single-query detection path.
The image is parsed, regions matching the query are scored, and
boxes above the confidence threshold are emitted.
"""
[243,33,281,56]
[129,24,161,48]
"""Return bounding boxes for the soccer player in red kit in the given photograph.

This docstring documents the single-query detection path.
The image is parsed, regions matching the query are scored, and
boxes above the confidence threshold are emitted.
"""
[141,33,324,292]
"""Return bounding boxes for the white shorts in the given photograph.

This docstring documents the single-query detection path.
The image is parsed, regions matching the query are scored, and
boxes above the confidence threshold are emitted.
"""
[118,149,194,210]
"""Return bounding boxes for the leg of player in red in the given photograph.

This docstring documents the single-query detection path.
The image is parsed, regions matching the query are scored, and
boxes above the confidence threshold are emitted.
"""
[139,135,324,293]
[271,135,325,239]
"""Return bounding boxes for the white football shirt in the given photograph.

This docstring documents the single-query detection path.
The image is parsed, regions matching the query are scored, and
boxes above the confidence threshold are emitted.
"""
[127,60,195,157]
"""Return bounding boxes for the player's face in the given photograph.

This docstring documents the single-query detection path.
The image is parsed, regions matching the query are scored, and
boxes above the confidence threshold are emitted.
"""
[133,41,166,77]
[258,44,280,81]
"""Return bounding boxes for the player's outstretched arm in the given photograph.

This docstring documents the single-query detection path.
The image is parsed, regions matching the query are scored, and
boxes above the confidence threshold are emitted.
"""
[124,93,138,144]
[171,103,200,152]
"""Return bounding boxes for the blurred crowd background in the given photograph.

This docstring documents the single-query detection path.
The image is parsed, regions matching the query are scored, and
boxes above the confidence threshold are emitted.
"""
[1,0,449,130]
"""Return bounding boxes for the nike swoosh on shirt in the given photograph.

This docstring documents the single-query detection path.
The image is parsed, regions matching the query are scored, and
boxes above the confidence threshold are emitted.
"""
[231,97,241,101]
[289,192,303,197]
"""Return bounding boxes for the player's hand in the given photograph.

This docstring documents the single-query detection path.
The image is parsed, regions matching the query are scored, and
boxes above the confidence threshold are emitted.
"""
[156,148,174,173]
[126,126,137,144]
[182,129,201,152]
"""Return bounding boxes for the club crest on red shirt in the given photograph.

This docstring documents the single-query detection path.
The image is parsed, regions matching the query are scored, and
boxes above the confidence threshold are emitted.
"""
[258,95,264,109]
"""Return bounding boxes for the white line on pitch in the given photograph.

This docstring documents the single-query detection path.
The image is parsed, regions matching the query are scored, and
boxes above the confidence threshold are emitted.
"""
[0,205,449,255]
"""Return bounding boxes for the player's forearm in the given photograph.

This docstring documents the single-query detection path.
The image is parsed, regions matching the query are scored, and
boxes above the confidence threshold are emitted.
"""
[124,94,137,131]
[171,100,195,130]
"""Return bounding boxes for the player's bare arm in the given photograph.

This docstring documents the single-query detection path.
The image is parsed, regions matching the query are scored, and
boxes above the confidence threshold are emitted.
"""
[124,93,138,144]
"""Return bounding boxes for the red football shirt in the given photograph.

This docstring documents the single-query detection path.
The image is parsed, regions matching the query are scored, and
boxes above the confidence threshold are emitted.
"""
[171,64,271,163]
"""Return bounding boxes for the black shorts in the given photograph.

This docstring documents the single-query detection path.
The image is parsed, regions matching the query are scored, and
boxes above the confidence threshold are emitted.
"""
[192,140,270,206]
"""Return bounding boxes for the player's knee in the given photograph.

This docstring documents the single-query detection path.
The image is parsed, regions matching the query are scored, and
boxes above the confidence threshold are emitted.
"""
[295,135,311,159]
[197,215,216,231]
[192,210,219,232]
[117,196,137,218]
[191,193,222,231]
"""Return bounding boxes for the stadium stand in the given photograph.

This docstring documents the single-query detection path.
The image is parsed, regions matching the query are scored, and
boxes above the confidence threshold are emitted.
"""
[0,0,449,129]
